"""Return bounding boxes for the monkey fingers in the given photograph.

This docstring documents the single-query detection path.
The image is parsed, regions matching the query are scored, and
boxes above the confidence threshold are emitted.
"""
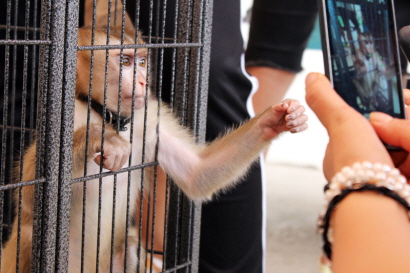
[285,104,305,121]
[286,113,308,133]
[282,98,301,113]
[89,129,130,171]
[93,140,130,172]
[284,104,308,133]
[259,100,307,138]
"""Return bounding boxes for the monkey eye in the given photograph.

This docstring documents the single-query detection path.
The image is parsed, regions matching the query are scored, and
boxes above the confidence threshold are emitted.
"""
[138,57,147,68]
[122,56,132,67]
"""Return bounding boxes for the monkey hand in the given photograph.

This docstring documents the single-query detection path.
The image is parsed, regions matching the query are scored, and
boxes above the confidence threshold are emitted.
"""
[257,99,308,141]
[87,124,131,172]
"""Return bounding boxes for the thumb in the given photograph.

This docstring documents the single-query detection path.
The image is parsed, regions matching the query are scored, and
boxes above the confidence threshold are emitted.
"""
[305,72,358,130]
[370,112,410,151]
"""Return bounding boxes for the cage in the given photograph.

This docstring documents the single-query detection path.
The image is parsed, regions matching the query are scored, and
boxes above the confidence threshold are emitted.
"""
[0,0,212,272]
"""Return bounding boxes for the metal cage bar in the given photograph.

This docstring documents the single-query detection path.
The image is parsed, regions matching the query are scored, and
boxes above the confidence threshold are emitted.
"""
[164,0,213,272]
[54,0,80,271]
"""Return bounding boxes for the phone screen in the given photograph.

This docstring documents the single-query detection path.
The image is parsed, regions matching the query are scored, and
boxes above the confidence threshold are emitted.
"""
[320,0,405,118]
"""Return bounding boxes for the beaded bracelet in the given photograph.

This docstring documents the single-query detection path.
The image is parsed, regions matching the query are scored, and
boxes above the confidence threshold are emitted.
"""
[317,161,410,260]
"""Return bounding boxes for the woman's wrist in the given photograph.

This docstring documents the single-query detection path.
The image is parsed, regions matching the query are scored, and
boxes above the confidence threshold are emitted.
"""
[333,191,409,235]
[318,162,410,260]
[331,191,410,272]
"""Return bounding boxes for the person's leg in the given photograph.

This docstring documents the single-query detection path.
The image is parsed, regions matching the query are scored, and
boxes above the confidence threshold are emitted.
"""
[199,0,264,272]
[199,163,264,272]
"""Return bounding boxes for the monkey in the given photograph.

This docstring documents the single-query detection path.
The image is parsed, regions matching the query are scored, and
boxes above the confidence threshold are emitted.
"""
[1,26,308,273]
[353,32,395,112]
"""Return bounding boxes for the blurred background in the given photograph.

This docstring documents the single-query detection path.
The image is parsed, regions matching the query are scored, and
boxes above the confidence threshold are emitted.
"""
[240,1,329,272]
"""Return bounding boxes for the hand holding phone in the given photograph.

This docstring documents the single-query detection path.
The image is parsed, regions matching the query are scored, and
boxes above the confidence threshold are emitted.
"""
[399,25,410,63]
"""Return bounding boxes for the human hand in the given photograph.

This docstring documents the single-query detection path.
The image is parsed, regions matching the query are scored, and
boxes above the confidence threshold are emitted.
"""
[257,99,308,141]
[369,89,410,179]
[305,72,393,180]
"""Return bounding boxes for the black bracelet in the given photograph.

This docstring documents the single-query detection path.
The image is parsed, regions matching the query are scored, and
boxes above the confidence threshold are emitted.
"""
[320,184,410,260]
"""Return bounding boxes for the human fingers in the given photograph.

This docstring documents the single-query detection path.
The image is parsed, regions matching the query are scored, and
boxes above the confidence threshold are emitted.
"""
[321,123,392,180]
[305,72,392,179]
[370,112,410,177]
[305,73,359,131]
[370,112,410,152]
[403,89,410,105]
[402,89,410,117]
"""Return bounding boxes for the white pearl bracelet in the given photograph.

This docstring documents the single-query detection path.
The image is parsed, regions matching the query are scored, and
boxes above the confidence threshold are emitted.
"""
[318,161,409,238]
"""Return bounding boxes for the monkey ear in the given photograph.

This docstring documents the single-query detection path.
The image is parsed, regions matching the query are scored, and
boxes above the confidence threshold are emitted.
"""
[123,24,136,36]
[137,30,146,44]
[123,26,146,45]
[122,25,144,44]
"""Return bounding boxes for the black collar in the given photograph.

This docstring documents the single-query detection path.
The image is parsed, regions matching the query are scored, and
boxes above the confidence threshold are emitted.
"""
[78,94,131,131]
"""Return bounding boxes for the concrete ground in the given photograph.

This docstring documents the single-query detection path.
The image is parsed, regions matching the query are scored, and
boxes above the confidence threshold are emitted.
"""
[263,49,328,273]
[264,163,325,273]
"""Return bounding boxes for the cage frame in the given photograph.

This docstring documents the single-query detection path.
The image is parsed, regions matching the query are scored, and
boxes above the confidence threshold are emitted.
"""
[0,0,213,272]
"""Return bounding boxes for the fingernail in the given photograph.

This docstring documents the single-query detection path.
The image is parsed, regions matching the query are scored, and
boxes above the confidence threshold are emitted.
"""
[369,112,393,123]
[305,73,318,85]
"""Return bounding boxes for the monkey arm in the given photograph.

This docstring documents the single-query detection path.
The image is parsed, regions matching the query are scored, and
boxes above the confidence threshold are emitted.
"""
[157,100,307,201]
[158,120,268,201]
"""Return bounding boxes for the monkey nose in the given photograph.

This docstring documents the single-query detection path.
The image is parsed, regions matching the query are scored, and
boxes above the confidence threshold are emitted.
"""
[138,76,146,86]
[135,81,146,97]
[139,79,146,88]
[136,71,147,96]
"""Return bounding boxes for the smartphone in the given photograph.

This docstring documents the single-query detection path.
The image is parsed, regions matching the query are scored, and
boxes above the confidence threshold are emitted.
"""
[318,0,406,121]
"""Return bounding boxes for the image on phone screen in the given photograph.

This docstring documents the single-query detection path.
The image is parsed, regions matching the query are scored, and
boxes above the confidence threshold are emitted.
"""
[321,0,405,119]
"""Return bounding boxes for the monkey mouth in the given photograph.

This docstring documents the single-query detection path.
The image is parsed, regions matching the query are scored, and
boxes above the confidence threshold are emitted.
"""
[133,96,146,109]
[134,96,145,101]
[122,95,145,103]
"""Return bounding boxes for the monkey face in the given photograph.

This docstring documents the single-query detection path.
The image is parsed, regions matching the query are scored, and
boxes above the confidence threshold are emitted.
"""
[362,40,374,56]
[105,47,148,113]
[76,27,148,116]
[358,34,375,57]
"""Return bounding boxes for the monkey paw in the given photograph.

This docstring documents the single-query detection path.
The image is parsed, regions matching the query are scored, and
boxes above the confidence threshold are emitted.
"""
[88,124,131,172]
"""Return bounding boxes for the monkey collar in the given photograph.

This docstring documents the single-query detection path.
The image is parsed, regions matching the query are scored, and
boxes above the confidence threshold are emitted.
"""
[78,94,131,131]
